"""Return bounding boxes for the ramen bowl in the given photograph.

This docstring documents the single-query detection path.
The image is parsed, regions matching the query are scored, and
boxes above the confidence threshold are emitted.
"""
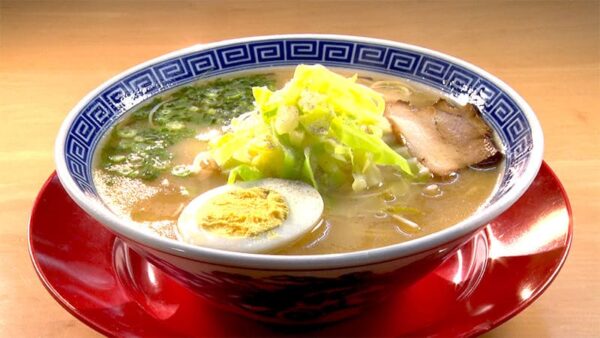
[54,35,543,324]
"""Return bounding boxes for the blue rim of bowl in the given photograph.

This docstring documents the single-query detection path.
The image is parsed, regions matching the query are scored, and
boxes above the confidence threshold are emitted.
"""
[55,34,544,270]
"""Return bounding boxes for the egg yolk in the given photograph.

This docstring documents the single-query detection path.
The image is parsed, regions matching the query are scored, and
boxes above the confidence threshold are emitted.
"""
[195,187,289,237]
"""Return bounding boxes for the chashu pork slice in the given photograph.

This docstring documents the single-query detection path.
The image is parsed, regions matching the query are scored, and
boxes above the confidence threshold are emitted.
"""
[386,100,499,176]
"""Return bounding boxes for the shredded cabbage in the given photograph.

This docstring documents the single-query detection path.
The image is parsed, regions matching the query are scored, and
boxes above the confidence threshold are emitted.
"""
[210,64,413,191]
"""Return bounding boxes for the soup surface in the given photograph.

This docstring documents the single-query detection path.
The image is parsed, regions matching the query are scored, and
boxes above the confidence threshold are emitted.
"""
[94,66,502,255]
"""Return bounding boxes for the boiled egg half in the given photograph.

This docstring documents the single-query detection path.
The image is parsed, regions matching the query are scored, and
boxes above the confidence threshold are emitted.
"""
[177,178,323,253]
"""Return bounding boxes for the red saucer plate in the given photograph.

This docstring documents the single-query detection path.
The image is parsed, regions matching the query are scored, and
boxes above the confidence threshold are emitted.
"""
[29,162,572,337]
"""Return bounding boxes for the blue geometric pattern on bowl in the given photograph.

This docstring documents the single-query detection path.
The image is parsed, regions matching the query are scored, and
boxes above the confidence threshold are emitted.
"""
[64,38,532,202]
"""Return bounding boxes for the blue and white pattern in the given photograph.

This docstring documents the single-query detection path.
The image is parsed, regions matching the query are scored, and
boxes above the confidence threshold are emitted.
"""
[63,38,533,202]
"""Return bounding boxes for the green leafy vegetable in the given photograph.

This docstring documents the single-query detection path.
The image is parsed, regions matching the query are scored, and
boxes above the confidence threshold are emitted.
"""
[228,164,263,184]
[100,74,275,180]
[210,64,414,191]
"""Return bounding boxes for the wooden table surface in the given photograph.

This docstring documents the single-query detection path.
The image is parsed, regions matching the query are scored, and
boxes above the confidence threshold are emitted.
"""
[1,1,598,336]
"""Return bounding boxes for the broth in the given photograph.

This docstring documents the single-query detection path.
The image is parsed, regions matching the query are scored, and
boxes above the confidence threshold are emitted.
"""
[94,67,501,255]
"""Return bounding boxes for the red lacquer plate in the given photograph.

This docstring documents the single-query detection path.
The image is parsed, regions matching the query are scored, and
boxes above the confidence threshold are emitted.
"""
[29,162,572,337]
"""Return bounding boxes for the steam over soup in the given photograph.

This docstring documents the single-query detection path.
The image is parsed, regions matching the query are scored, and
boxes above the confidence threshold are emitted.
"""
[94,65,502,254]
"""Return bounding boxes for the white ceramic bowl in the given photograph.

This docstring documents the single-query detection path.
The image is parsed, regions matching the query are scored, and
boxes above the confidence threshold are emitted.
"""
[55,35,543,323]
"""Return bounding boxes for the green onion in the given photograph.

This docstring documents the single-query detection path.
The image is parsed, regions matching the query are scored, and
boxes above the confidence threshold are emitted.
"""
[99,74,275,181]
[171,165,192,177]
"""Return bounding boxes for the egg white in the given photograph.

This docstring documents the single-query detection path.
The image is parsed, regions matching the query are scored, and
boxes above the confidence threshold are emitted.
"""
[177,178,324,253]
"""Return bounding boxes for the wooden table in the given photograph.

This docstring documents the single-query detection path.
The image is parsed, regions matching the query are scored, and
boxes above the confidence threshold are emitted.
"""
[1,1,598,336]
